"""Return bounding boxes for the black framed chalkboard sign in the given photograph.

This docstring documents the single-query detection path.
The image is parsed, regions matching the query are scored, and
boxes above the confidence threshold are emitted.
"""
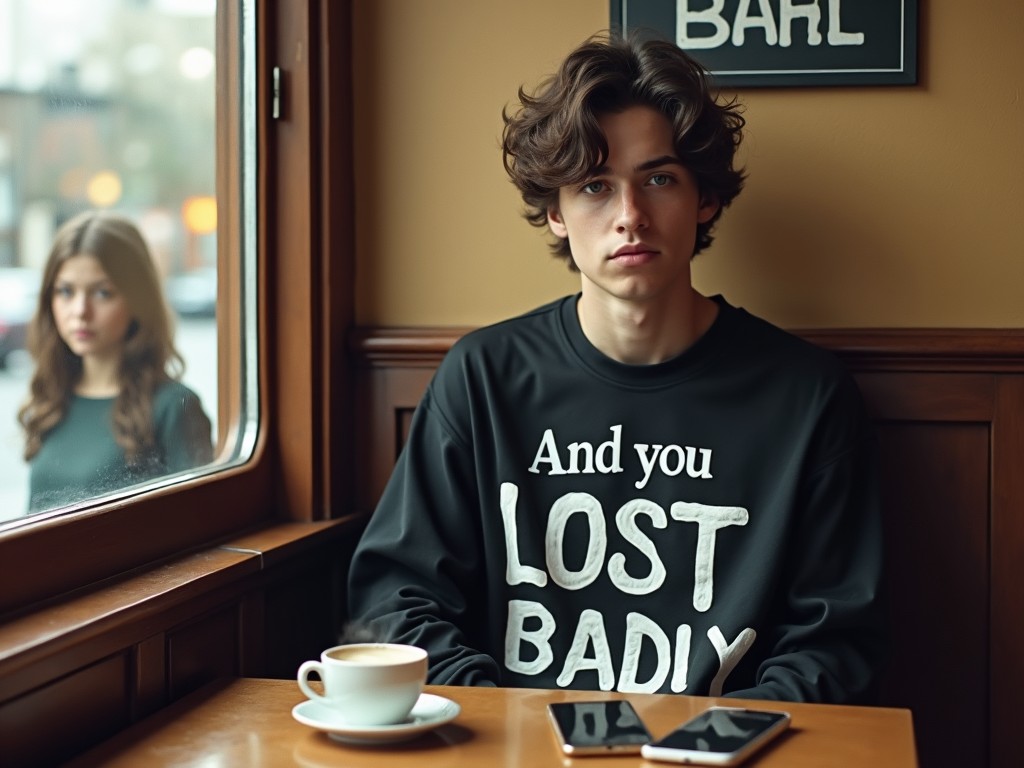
[610,0,918,87]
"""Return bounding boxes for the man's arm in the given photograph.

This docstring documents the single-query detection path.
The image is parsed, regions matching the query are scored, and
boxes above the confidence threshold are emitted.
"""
[347,391,501,686]
[726,428,886,704]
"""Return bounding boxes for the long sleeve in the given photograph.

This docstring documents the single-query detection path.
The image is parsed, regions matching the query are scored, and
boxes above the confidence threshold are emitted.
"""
[724,394,886,704]
[347,390,502,686]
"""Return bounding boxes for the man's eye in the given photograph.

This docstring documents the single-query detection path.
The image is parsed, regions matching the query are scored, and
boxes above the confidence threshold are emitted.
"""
[649,174,672,187]
[581,181,605,194]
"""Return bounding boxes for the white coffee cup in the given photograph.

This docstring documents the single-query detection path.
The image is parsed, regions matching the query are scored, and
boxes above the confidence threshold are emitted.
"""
[297,643,428,725]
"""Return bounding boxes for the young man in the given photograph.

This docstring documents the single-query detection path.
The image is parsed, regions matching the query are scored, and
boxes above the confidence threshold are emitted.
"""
[347,34,885,704]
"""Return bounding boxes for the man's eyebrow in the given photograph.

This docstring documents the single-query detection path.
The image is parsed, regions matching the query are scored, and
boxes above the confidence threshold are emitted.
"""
[635,155,684,173]
[587,155,684,177]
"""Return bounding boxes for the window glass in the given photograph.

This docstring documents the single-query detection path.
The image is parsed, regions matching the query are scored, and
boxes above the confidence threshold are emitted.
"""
[0,0,255,523]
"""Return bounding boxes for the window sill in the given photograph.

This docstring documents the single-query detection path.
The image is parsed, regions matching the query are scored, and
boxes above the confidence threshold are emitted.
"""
[0,516,364,704]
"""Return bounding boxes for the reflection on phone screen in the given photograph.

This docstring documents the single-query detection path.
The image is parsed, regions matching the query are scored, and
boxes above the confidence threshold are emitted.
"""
[661,709,785,752]
[551,701,650,748]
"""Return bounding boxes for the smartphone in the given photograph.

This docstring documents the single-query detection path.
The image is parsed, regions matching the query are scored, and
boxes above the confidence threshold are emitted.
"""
[640,706,791,765]
[547,700,652,756]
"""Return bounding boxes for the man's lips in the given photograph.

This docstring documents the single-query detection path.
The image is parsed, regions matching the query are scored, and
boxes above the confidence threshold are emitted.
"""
[610,244,658,263]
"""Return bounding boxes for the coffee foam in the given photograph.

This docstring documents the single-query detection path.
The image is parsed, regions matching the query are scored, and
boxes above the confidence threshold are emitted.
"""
[327,646,416,664]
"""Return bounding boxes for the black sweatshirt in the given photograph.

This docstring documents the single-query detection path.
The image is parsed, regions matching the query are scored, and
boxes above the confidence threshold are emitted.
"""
[348,295,885,703]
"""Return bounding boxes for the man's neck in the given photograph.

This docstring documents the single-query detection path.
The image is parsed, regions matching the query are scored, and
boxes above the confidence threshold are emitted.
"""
[577,288,718,365]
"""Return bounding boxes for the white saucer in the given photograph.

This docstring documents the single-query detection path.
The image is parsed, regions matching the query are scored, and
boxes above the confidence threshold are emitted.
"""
[292,693,461,745]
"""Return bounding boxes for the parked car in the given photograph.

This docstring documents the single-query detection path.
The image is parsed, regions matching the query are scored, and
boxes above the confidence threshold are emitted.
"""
[0,267,41,369]
[166,267,217,319]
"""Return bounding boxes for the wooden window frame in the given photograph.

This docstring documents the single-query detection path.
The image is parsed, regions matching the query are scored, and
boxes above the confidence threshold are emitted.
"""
[0,0,354,617]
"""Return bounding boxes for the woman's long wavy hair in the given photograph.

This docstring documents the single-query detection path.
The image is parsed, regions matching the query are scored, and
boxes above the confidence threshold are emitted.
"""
[18,210,185,464]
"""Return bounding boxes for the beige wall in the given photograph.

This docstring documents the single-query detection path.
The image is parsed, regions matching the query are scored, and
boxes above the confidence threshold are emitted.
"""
[353,1,1024,329]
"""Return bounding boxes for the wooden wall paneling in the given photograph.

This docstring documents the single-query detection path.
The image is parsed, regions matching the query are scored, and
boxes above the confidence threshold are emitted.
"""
[352,365,377,514]
[261,562,339,679]
[349,328,463,511]
[0,654,130,767]
[0,549,257,707]
[353,363,436,513]
[990,375,1024,768]
[798,328,1024,373]
[872,418,990,768]
[854,372,994,421]
[166,607,239,701]
[132,633,167,722]
[237,591,267,678]
[331,517,367,644]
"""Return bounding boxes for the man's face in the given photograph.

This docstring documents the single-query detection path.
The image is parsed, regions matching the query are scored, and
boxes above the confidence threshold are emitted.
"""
[547,105,719,307]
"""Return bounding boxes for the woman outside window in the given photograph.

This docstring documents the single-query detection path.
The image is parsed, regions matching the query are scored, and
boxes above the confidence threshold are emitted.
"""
[18,210,213,512]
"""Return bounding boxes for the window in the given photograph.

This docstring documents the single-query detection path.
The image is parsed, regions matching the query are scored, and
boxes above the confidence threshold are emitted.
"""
[0,0,354,618]
[0,0,259,615]
[0,0,259,523]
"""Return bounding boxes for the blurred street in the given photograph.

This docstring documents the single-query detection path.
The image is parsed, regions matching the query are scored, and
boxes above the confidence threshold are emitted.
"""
[0,317,218,523]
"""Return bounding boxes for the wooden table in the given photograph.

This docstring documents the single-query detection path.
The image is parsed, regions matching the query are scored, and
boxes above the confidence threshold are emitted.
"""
[66,678,917,767]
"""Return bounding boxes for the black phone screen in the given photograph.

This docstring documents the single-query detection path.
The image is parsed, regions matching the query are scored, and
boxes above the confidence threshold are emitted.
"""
[653,708,788,753]
[549,700,651,751]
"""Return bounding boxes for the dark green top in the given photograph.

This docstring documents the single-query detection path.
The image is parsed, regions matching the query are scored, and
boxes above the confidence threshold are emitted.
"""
[28,381,213,512]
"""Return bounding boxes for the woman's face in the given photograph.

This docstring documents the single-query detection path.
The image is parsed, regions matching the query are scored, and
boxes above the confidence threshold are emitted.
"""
[51,253,134,364]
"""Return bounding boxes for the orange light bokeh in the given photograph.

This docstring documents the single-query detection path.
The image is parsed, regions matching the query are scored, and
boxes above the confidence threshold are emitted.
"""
[182,196,217,235]
[85,171,122,207]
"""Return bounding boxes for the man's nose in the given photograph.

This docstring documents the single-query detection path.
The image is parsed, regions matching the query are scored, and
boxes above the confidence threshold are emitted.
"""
[615,186,648,232]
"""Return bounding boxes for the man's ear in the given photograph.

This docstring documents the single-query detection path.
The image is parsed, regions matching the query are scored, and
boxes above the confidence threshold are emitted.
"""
[547,206,568,239]
[697,194,720,224]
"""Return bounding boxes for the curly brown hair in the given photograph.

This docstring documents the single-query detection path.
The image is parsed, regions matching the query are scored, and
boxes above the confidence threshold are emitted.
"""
[501,32,746,269]
[18,210,185,464]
